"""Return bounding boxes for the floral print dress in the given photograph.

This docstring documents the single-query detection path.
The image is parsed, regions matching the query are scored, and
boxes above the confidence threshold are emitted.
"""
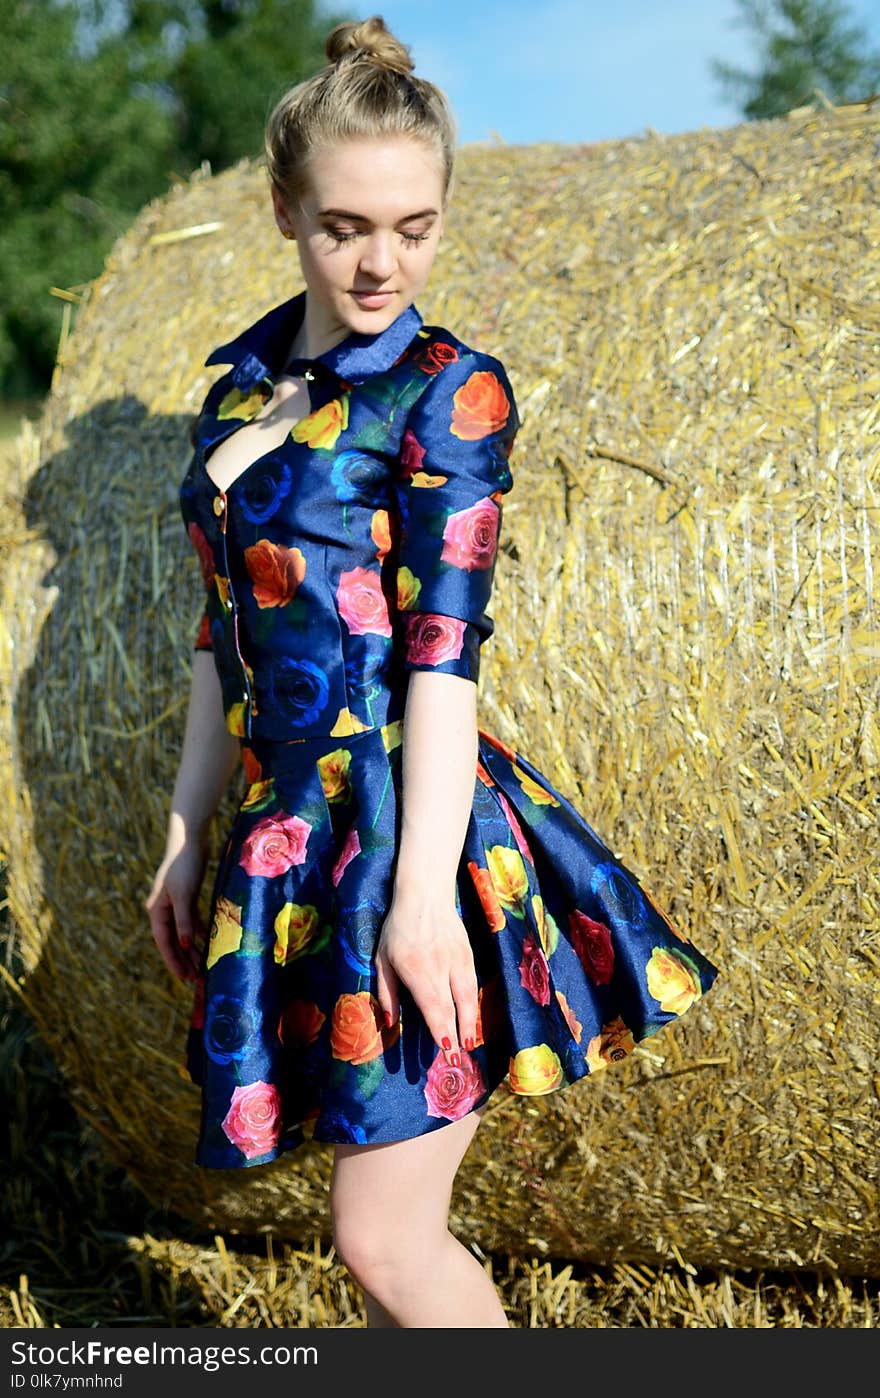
[177,289,720,1169]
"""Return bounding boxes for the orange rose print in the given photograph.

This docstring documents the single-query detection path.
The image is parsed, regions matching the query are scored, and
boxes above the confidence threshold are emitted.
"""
[585,1016,636,1073]
[330,991,386,1065]
[555,990,583,1044]
[467,860,507,932]
[450,370,511,441]
[244,540,306,608]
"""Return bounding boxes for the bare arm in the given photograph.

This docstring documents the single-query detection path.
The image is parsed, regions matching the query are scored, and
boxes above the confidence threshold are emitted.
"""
[146,651,241,982]
[374,669,480,1063]
[169,650,241,847]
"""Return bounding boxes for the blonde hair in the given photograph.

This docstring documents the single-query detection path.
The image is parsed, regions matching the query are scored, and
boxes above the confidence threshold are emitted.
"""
[264,14,457,211]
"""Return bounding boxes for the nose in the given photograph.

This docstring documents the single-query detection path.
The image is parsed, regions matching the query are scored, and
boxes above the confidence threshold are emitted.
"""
[357,230,397,283]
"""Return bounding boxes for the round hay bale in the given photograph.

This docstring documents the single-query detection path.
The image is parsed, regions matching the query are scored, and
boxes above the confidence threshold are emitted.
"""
[4,107,879,1275]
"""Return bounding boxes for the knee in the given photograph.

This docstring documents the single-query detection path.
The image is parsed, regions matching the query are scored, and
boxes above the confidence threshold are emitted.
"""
[330,1197,398,1295]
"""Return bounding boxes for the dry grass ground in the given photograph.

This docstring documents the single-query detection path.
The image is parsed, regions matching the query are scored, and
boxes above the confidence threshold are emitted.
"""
[1,989,878,1329]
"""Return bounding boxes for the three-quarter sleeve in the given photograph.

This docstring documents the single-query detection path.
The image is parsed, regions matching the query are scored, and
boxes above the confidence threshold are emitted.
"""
[392,347,520,684]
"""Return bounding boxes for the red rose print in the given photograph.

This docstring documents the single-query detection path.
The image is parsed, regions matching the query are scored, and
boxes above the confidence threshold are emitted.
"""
[404,613,466,666]
[188,521,215,587]
[400,428,426,477]
[420,342,459,374]
[519,935,551,1006]
[568,909,615,985]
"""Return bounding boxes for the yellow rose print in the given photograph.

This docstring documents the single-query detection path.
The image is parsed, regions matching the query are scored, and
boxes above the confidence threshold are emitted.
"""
[291,396,349,450]
[241,778,274,811]
[532,894,559,956]
[330,706,372,736]
[225,702,246,737]
[514,764,560,807]
[217,385,270,421]
[317,747,352,803]
[487,845,529,912]
[645,947,702,1015]
[396,565,422,611]
[274,902,323,965]
[508,1044,564,1095]
[206,896,243,969]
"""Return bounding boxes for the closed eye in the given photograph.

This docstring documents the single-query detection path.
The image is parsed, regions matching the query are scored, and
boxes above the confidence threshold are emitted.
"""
[326,229,431,246]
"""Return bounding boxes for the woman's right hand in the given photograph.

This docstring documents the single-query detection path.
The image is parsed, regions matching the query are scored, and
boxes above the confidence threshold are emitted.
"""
[145,834,209,984]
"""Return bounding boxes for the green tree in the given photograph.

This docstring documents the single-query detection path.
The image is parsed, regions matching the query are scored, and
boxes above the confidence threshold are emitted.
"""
[0,0,347,398]
[711,0,880,119]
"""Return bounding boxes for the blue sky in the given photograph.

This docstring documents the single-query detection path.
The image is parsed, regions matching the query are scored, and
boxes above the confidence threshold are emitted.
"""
[343,0,880,145]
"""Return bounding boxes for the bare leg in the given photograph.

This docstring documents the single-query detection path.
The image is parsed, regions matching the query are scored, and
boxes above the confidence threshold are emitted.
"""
[330,1104,508,1328]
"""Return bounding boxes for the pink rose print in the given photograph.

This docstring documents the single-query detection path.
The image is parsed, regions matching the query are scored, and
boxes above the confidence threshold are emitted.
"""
[519,935,551,1006]
[332,824,362,887]
[221,1080,282,1159]
[336,566,393,637]
[400,428,426,477]
[440,498,500,571]
[239,811,312,878]
[495,789,534,866]
[404,613,466,666]
[569,909,615,985]
[424,1048,485,1120]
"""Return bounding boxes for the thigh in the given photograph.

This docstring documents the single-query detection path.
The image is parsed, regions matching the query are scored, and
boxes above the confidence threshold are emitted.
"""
[330,1105,486,1234]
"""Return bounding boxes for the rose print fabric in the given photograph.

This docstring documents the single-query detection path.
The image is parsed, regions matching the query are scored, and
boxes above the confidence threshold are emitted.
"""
[179,291,720,1169]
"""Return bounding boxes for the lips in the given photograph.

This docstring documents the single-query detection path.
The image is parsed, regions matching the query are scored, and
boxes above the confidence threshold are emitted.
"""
[351,290,395,306]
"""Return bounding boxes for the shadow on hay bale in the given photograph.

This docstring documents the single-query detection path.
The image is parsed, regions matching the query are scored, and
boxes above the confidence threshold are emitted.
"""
[3,108,879,1276]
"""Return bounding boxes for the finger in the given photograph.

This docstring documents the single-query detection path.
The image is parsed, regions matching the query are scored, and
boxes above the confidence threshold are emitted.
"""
[405,974,460,1065]
[149,897,193,982]
[449,961,479,1054]
[174,900,206,978]
[374,951,400,1029]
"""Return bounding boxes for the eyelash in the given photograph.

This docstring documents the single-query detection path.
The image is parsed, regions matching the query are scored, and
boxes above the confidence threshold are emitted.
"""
[327,229,430,246]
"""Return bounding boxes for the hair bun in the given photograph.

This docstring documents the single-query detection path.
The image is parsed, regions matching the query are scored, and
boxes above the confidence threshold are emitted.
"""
[325,15,414,76]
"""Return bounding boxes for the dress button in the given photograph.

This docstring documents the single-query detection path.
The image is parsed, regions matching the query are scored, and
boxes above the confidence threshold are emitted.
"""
[213,495,225,516]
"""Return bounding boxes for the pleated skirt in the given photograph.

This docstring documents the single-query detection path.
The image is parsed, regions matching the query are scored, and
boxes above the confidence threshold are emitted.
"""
[183,719,720,1168]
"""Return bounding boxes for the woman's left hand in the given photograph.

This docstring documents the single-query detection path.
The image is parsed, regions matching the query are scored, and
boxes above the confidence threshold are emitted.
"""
[374,887,479,1065]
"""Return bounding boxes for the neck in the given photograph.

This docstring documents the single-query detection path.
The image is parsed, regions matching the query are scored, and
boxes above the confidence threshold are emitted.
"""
[285,292,350,366]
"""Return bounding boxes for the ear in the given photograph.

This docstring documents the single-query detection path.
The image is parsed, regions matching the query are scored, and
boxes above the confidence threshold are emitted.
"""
[271,184,295,240]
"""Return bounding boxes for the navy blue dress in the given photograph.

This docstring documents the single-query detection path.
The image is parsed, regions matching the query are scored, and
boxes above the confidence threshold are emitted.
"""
[178,290,720,1169]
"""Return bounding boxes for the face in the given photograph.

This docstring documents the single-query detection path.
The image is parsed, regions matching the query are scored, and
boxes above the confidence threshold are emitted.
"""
[272,135,446,349]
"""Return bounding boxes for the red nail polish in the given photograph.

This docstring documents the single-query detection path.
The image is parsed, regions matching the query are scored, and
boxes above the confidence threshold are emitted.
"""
[441,1036,452,1050]
[449,1051,461,1067]
[464,1036,475,1051]
[385,1009,394,1028]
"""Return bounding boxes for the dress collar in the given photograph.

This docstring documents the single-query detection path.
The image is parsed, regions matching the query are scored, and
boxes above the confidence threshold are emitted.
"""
[203,289,424,388]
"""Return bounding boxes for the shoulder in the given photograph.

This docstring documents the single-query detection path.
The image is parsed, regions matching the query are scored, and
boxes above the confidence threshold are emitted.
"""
[408,324,513,383]
[401,326,519,434]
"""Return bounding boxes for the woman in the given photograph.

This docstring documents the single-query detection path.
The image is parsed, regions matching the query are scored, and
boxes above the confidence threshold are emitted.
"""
[146,15,719,1329]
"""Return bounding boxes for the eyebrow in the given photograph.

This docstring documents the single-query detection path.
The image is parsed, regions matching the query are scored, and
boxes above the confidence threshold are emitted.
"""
[317,207,439,222]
